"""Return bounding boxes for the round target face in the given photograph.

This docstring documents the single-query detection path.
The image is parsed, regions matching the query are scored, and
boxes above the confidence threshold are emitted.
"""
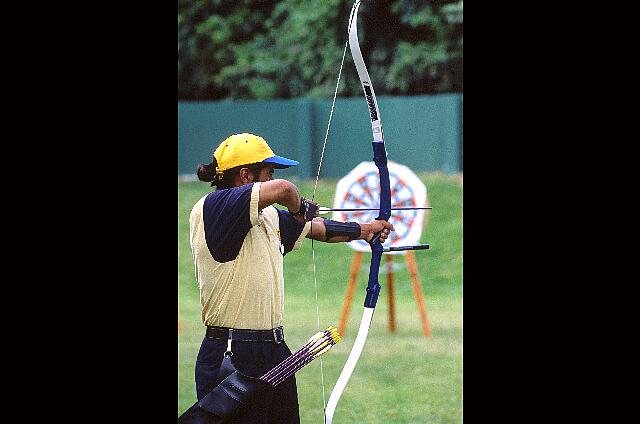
[331,161,428,254]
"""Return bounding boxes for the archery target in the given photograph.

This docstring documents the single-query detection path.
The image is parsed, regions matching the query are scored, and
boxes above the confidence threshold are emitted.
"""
[331,161,428,254]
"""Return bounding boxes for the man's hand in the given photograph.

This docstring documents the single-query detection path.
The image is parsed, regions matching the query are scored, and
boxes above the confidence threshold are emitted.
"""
[290,197,319,222]
[361,220,394,243]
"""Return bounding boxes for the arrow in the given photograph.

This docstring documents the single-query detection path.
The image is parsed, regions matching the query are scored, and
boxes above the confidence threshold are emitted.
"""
[318,206,432,214]
[383,244,430,252]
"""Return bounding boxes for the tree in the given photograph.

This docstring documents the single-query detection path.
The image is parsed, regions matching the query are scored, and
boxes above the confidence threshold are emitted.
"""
[178,0,463,100]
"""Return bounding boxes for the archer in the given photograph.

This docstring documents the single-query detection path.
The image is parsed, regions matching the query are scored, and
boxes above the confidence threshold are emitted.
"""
[185,132,393,423]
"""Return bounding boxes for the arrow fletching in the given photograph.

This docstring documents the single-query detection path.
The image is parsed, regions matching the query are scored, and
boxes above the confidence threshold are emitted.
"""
[260,325,342,387]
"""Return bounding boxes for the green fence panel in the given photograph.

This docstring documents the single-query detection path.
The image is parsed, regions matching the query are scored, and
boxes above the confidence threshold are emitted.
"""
[178,94,462,179]
[178,100,306,180]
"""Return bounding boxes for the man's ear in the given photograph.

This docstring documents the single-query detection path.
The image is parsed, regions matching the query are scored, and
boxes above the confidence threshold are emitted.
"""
[239,167,253,184]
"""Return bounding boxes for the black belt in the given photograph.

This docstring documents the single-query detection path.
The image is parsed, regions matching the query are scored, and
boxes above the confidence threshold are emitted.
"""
[206,326,285,343]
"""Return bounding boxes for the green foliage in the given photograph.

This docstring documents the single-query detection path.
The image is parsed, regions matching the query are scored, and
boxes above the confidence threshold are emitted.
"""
[214,0,349,99]
[178,0,463,100]
[385,0,463,93]
[178,0,280,98]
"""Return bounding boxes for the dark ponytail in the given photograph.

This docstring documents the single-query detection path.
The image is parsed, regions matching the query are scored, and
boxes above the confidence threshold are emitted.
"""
[197,158,265,189]
[196,157,238,189]
[196,162,217,186]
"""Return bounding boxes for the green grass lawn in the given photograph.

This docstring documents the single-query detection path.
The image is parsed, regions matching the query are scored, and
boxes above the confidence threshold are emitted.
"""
[178,172,462,423]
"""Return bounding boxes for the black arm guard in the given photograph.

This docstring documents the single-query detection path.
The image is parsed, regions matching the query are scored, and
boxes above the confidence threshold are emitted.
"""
[323,219,361,241]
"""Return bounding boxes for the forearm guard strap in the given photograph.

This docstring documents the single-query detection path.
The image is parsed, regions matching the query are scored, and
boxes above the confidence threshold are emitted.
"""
[323,219,361,241]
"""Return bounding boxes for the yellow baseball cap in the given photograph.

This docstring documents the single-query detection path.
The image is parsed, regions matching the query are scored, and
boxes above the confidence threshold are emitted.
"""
[213,133,299,173]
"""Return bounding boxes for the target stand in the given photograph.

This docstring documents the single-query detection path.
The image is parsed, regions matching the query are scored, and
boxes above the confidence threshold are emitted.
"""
[331,160,432,338]
[338,250,432,337]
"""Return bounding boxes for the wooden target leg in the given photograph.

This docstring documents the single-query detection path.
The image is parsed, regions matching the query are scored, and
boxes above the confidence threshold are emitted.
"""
[178,310,183,335]
[338,252,363,337]
[405,251,432,337]
[386,254,396,332]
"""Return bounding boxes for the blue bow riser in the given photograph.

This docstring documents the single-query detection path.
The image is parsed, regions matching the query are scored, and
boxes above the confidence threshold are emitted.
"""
[364,141,391,309]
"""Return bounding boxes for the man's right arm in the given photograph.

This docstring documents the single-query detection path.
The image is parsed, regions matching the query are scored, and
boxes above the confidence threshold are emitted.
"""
[257,179,302,212]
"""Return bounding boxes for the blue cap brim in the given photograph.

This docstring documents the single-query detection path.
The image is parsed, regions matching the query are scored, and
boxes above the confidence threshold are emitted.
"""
[263,156,299,169]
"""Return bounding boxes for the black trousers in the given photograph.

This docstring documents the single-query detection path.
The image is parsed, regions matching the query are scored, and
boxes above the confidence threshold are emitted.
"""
[195,335,301,424]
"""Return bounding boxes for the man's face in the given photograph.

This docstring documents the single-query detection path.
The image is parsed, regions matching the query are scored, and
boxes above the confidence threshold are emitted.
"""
[255,164,275,182]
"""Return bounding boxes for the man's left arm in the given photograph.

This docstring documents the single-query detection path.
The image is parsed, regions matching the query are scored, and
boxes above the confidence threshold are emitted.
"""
[307,218,393,244]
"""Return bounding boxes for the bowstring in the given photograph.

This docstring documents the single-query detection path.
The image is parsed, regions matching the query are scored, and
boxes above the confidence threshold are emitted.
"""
[310,18,352,417]
[312,39,350,200]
